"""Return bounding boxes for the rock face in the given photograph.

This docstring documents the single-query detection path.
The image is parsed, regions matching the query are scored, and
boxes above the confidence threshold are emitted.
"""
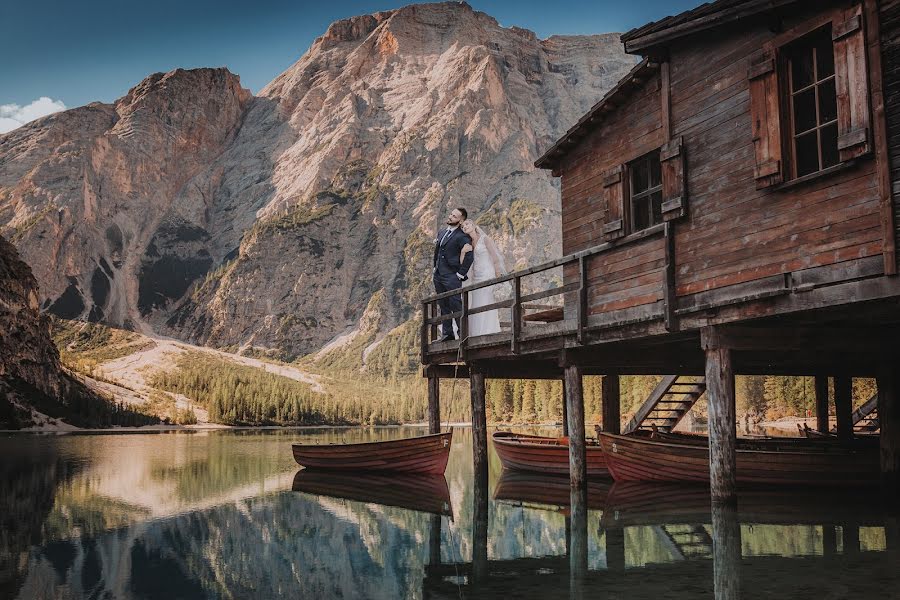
[0,2,634,359]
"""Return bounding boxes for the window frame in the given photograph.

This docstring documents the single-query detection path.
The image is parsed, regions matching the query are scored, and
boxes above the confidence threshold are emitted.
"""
[627,148,664,234]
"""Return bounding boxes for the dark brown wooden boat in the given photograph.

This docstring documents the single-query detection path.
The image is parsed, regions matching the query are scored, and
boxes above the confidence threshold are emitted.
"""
[493,470,611,511]
[292,470,453,517]
[291,429,452,474]
[601,481,882,528]
[597,431,879,486]
[492,431,609,477]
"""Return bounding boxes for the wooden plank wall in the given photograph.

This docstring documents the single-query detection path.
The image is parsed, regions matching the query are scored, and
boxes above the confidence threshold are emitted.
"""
[881,0,900,271]
[558,1,886,322]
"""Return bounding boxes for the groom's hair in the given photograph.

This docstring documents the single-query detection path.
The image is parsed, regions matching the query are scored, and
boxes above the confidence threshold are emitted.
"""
[456,207,468,220]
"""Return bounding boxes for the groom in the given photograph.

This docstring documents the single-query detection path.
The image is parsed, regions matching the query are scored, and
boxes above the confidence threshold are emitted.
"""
[433,207,474,342]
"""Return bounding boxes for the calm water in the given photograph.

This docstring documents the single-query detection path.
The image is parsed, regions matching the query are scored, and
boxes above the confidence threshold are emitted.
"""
[1,427,899,599]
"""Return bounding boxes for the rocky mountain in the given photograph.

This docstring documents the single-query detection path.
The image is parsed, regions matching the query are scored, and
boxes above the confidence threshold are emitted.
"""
[0,2,634,360]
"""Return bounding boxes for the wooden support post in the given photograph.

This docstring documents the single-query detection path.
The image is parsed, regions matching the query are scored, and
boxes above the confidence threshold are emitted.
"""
[711,502,742,600]
[429,513,442,566]
[470,369,488,480]
[472,443,489,582]
[601,375,621,434]
[561,378,569,437]
[815,376,830,433]
[569,485,588,595]
[834,376,853,441]
[565,365,586,489]
[511,275,521,354]
[605,525,626,572]
[702,327,737,504]
[822,525,837,556]
[878,367,900,499]
[427,376,440,434]
[842,523,860,554]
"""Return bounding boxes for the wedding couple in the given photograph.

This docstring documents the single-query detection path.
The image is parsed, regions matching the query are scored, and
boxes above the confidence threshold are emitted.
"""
[432,207,506,342]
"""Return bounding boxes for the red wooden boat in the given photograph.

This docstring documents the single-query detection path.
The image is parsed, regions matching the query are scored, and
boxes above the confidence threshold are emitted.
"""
[292,470,453,517]
[492,431,609,477]
[291,429,452,474]
[597,431,879,486]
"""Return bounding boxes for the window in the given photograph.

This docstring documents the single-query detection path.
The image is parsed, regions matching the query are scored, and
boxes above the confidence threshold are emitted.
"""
[629,149,663,232]
[785,28,839,178]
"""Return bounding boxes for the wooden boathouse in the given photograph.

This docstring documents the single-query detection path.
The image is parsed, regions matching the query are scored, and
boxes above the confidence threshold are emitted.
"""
[421,0,900,504]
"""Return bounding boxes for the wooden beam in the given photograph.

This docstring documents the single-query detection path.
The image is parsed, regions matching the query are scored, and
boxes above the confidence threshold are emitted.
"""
[663,221,679,331]
[700,324,897,355]
[565,365,587,489]
[815,376,830,434]
[704,327,737,504]
[561,377,569,437]
[661,60,672,139]
[427,376,440,434]
[878,367,900,499]
[834,376,853,441]
[602,375,621,434]
[470,369,488,478]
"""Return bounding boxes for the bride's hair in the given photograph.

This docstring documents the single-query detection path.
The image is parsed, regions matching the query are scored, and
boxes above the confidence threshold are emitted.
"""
[470,222,507,276]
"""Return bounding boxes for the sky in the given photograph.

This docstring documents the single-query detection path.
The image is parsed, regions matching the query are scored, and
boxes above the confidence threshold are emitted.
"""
[0,0,703,132]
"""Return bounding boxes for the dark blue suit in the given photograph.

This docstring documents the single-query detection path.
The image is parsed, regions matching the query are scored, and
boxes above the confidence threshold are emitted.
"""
[433,226,474,339]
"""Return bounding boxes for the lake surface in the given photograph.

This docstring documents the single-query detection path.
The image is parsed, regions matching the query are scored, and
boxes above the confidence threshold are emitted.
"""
[1,427,899,599]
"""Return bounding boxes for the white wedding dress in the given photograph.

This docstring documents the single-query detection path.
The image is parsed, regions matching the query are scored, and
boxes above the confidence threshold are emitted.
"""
[467,241,501,336]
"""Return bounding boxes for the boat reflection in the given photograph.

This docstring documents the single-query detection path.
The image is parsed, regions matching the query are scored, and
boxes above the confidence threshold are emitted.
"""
[492,470,611,512]
[291,469,453,517]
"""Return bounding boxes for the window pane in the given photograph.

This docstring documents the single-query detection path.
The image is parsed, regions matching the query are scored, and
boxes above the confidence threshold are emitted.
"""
[632,158,649,193]
[818,78,837,124]
[649,153,662,188]
[821,123,839,169]
[816,37,835,78]
[793,88,817,134]
[796,131,820,176]
[633,197,650,231]
[650,191,663,226]
[791,49,815,90]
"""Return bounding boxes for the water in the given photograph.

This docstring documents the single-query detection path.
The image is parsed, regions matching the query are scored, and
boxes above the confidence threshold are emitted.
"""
[1,427,899,599]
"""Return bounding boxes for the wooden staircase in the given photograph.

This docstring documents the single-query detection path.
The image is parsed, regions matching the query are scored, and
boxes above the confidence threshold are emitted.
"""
[831,392,880,434]
[623,375,707,434]
[655,524,714,560]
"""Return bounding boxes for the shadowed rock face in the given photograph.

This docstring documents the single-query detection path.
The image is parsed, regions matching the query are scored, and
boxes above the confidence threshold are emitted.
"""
[0,2,634,358]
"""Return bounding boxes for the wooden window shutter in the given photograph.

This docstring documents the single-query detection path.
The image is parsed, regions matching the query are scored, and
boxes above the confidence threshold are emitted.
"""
[748,48,783,188]
[833,4,872,161]
[660,137,687,221]
[601,165,626,241]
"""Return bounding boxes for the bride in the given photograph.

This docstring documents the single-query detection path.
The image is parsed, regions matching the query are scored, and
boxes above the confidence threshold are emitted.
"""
[460,220,506,336]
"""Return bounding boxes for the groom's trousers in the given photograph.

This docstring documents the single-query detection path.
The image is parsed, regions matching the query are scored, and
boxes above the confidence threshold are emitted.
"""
[433,272,463,339]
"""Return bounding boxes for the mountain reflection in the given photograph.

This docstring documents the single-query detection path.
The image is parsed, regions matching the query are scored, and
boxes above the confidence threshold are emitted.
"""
[1,429,898,599]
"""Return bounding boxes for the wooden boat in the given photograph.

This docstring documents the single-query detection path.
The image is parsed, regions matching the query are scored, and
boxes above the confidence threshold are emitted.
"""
[493,470,611,511]
[292,470,453,517]
[601,481,882,528]
[492,431,609,477]
[291,429,452,474]
[597,430,879,486]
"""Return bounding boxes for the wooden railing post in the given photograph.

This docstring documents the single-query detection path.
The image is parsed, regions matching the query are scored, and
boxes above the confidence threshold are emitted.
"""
[420,302,429,363]
[460,289,469,360]
[511,275,521,354]
[577,256,588,344]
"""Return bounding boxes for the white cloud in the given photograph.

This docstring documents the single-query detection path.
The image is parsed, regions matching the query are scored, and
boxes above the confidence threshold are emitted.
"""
[0,97,67,134]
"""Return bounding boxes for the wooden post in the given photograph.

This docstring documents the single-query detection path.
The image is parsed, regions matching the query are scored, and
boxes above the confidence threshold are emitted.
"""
[561,378,569,437]
[711,502,742,600]
[602,375,621,434]
[470,369,488,480]
[702,327,737,504]
[605,525,626,572]
[842,523,860,554]
[834,376,853,440]
[511,275,521,354]
[822,525,837,556]
[429,513,442,566]
[815,376,830,433]
[565,365,586,489]
[569,485,588,596]
[878,367,900,499]
[472,445,489,582]
[427,376,441,434]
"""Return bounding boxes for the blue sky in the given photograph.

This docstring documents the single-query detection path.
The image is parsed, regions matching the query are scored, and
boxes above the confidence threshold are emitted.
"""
[0,0,702,125]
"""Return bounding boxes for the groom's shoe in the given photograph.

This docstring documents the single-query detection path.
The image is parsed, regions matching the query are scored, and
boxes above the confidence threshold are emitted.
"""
[437,334,456,343]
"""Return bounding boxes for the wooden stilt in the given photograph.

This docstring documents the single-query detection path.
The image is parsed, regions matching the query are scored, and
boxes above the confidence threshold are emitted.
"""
[702,327,737,504]
[878,367,900,499]
[472,452,489,582]
[470,370,488,478]
[561,378,569,437]
[429,513,442,566]
[602,375,621,434]
[822,525,837,556]
[815,375,829,433]
[834,376,853,440]
[565,365,586,489]
[711,502,741,600]
[569,485,588,596]
[427,376,441,434]
[605,525,626,572]
[842,523,860,554]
